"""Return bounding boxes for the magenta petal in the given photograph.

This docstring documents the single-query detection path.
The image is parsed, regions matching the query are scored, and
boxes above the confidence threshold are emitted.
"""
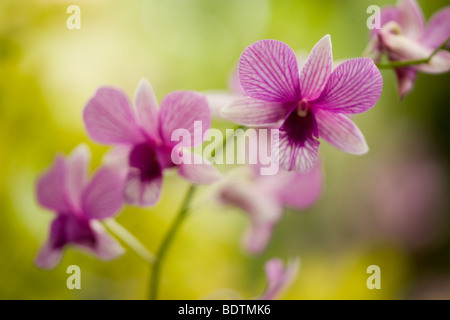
[239,40,300,102]
[315,58,382,114]
[299,35,333,101]
[273,128,320,173]
[34,241,63,269]
[398,0,425,39]
[36,155,70,213]
[83,87,145,145]
[124,169,162,207]
[81,168,124,220]
[244,222,275,255]
[421,7,450,49]
[102,145,132,173]
[66,144,90,212]
[315,109,369,155]
[382,33,450,74]
[414,50,450,74]
[394,66,417,99]
[88,221,125,260]
[260,257,300,300]
[159,91,211,148]
[178,152,222,185]
[220,97,289,126]
[372,6,400,37]
[134,78,161,141]
[35,215,68,269]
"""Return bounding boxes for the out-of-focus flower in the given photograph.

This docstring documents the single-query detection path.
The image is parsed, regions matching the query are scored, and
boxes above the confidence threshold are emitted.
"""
[259,257,300,300]
[217,163,322,254]
[35,144,125,269]
[366,0,450,98]
[367,145,446,251]
[83,78,220,207]
[221,35,382,173]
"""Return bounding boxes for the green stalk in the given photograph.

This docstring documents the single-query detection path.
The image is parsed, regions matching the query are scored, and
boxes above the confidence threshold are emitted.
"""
[148,124,246,300]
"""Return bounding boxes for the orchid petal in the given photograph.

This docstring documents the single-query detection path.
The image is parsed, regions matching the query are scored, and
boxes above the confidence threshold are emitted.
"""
[204,90,242,118]
[124,169,162,207]
[315,109,369,155]
[134,78,161,141]
[220,97,289,126]
[260,257,300,300]
[178,152,222,185]
[244,222,277,255]
[299,35,333,101]
[83,87,145,145]
[34,242,63,270]
[66,144,91,211]
[159,91,211,148]
[372,6,400,37]
[382,33,450,73]
[273,128,320,173]
[394,66,417,99]
[421,7,450,49]
[34,215,68,269]
[36,155,70,213]
[398,0,425,39]
[239,39,300,102]
[81,168,124,220]
[315,58,382,114]
[89,221,125,260]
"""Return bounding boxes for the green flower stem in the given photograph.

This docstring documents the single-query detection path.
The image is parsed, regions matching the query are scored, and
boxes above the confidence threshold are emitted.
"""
[103,218,156,264]
[375,37,450,69]
[149,124,246,300]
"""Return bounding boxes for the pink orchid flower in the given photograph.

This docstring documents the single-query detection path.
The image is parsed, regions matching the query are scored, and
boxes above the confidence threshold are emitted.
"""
[259,257,300,300]
[221,35,383,173]
[35,144,125,269]
[368,0,450,98]
[83,78,220,207]
[217,163,322,254]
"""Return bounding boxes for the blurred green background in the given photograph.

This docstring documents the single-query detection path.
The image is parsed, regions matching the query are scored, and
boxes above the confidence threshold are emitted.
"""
[1,0,450,300]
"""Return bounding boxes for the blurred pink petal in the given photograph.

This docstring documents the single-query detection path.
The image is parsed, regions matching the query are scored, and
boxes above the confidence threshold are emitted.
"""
[36,155,70,213]
[134,78,161,142]
[259,257,300,300]
[83,87,145,144]
[124,168,163,207]
[159,91,211,148]
[178,152,221,185]
[66,144,90,212]
[421,7,450,49]
[82,168,125,220]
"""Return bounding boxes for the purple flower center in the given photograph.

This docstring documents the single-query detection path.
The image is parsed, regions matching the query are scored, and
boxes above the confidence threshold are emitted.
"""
[51,215,96,249]
[280,101,318,146]
[129,142,162,182]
